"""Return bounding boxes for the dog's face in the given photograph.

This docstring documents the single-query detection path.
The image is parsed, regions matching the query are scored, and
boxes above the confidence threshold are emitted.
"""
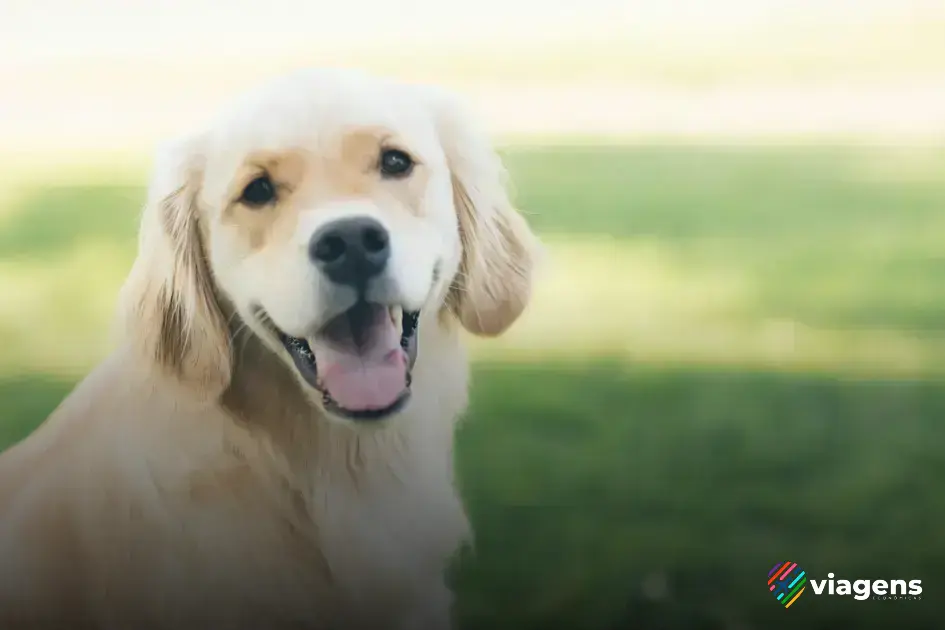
[121,69,536,424]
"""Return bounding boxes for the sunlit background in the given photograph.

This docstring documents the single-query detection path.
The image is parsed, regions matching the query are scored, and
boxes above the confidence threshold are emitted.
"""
[2,1,945,628]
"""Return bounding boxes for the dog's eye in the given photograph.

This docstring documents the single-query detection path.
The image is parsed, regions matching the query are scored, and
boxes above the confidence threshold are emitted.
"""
[379,149,414,178]
[240,174,277,207]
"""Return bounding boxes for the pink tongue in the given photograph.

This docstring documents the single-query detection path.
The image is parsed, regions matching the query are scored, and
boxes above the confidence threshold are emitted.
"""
[310,312,407,412]
[316,350,407,411]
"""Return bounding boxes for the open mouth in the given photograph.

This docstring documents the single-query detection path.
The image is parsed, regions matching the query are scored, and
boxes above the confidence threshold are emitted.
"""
[276,302,420,422]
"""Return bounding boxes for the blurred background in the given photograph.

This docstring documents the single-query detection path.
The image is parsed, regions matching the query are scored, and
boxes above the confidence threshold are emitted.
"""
[2,1,945,628]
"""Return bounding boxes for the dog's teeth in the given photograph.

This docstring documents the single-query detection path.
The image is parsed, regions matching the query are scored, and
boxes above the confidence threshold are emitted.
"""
[389,306,403,329]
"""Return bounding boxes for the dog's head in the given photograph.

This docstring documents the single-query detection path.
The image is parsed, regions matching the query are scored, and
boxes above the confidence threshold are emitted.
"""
[120,69,537,424]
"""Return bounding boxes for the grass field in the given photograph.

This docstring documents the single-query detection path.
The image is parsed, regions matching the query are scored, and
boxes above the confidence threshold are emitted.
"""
[2,144,944,629]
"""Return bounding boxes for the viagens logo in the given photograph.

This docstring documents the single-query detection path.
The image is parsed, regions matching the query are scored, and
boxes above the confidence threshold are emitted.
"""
[769,562,923,608]
[809,572,922,601]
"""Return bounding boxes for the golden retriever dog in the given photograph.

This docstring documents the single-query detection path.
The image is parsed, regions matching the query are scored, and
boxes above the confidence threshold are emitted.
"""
[0,68,537,630]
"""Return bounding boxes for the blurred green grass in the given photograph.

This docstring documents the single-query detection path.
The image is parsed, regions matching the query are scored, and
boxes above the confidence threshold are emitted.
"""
[2,144,944,628]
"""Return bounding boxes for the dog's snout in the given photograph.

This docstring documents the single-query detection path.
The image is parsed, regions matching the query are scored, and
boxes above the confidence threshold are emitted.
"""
[310,217,390,288]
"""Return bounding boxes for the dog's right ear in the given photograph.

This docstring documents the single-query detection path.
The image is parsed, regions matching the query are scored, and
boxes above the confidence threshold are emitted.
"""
[427,87,539,337]
[118,134,232,396]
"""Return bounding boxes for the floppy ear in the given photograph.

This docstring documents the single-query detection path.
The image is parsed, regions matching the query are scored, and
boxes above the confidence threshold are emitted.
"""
[118,135,232,395]
[432,90,538,337]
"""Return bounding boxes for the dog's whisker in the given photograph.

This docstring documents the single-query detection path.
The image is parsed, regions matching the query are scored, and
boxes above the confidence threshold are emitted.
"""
[230,322,254,361]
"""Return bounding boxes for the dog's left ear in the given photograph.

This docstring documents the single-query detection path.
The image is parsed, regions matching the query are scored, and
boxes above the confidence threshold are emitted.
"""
[430,89,539,337]
[118,133,232,396]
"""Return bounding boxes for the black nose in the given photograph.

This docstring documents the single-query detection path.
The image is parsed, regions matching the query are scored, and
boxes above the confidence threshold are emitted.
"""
[309,217,390,288]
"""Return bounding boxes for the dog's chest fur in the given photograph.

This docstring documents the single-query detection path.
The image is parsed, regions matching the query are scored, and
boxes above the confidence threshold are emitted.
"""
[308,447,468,626]
[154,404,470,629]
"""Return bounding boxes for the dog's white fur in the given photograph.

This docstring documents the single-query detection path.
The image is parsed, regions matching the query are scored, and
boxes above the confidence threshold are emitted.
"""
[0,69,537,630]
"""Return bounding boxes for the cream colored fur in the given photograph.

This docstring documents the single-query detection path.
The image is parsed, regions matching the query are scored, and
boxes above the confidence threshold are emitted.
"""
[0,69,537,630]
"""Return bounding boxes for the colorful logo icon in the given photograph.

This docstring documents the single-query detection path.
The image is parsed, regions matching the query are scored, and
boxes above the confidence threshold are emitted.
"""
[769,562,807,608]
